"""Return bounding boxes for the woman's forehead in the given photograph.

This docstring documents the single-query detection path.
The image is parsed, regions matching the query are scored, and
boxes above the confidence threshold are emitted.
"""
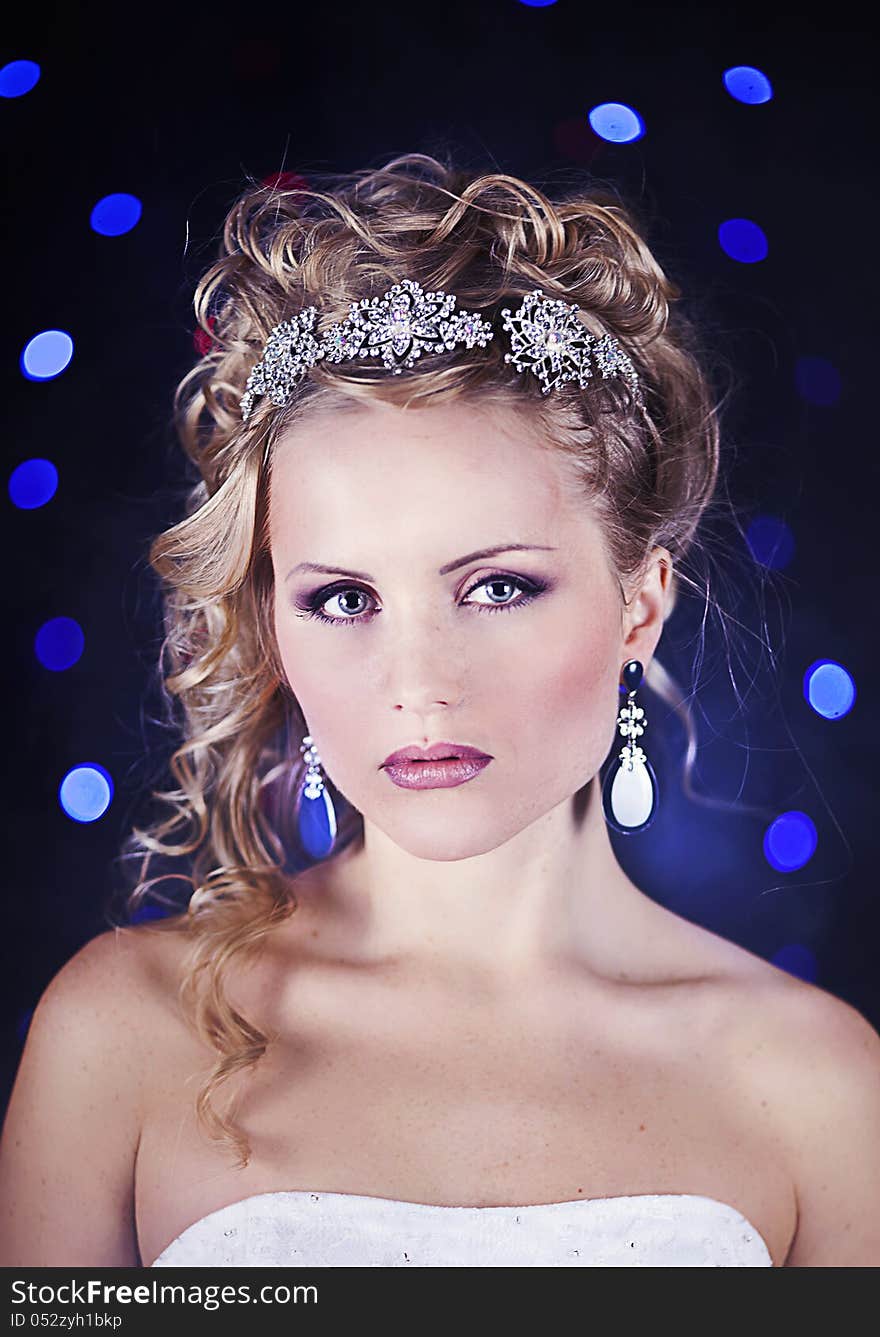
[271,398,585,507]
[269,412,606,577]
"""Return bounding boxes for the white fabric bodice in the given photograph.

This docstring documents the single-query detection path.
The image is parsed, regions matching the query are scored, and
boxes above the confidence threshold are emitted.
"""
[149,1189,772,1267]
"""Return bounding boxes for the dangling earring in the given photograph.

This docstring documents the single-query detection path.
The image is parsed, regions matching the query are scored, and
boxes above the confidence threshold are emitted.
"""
[296,733,338,860]
[602,659,658,834]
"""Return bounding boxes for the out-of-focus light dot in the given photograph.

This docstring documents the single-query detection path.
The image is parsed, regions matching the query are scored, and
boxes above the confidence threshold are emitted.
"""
[517,0,558,6]
[795,355,841,406]
[0,60,41,98]
[8,458,58,509]
[59,764,114,823]
[770,943,817,983]
[131,903,170,924]
[193,315,217,356]
[718,218,768,263]
[90,193,142,236]
[21,330,74,381]
[35,617,85,671]
[723,65,773,104]
[763,810,817,873]
[588,102,644,144]
[260,171,310,193]
[16,1008,35,1044]
[804,660,856,720]
[745,514,795,570]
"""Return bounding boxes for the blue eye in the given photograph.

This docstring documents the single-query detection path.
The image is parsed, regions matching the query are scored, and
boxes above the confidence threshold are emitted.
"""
[294,574,547,628]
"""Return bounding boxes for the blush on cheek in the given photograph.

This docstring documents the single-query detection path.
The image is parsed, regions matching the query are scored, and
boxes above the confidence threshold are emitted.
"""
[536,636,620,755]
[533,629,614,706]
[280,667,367,789]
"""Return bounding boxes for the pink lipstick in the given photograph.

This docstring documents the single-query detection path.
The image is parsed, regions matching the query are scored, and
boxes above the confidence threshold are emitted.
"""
[381,741,493,791]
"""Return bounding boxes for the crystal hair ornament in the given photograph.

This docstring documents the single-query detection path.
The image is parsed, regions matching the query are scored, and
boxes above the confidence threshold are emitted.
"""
[238,280,641,420]
[320,278,495,375]
[501,290,642,402]
[238,306,325,421]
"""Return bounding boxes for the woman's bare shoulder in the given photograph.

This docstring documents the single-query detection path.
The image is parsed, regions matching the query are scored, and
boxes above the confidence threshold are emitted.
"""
[0,922,188,1266]
[113,912,193,967]
[719,955,879,1103]
[720,965,880,1265]
[42,921,171,1003]
[643,902,866,1067]
[672,915,865,1056]
[59,916,194,1032]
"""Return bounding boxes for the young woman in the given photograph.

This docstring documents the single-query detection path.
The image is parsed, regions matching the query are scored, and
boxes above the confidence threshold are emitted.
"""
[2,154,878,1268]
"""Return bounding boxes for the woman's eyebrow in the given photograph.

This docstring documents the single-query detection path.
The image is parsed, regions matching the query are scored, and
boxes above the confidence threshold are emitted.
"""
[286,543,558,584]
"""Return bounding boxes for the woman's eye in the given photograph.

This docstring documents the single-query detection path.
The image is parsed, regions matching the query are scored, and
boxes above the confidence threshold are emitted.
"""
[298,587,372,627]
[295,574,547,628]
[467,576,534,610]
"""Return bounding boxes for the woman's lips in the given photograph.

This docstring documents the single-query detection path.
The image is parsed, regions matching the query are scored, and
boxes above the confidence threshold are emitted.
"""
[382,756,493,790]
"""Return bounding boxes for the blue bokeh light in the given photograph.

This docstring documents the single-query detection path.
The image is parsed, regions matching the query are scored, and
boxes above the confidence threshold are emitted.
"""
[517,0,558,6]
[763,810,818,873]
[0,60,41,98]
[745,514,795,570]
[588,102,644,144]
[770,943,817,983]
[16,1009,35,1044]
[35,617,85,671]
[795,355,842,406]
[718,218,768,263]
[131,903,171,924]
[21,330,74,381]
[723,65,773,104]
[8,458,58,509]
[804,660,856,720]
[59,764,114,823]
[90,193,143,237]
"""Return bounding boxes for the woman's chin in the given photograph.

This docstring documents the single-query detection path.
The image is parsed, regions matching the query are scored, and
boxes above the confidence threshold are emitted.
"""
[368,812,528,863]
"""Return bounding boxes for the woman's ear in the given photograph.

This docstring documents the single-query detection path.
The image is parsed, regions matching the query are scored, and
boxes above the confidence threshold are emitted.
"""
[621,546,674,666]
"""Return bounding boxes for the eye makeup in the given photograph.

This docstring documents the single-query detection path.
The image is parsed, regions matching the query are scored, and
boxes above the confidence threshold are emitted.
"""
[293,572,551,629]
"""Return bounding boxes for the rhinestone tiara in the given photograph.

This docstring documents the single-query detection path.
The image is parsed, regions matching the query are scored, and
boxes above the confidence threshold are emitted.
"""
[238,278,642,421]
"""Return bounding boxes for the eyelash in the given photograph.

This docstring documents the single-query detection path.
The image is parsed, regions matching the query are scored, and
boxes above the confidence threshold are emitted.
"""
[294,573,548,629]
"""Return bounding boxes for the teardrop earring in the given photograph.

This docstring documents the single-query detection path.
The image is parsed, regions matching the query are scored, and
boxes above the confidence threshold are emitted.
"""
[296,733,338,860]
[602,659,659,834]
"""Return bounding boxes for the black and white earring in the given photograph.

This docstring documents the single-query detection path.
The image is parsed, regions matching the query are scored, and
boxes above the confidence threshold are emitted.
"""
[602,659,658,835]
[296,733,338,860]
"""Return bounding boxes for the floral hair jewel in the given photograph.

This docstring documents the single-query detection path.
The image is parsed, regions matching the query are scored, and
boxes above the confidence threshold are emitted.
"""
[500,290,641,402]
[238,278,642,421]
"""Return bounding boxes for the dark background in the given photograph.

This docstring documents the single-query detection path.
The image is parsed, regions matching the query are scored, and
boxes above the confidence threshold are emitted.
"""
[3,2,878,1108]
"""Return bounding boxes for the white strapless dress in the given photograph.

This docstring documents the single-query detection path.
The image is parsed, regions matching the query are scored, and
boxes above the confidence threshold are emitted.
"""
[149,1190,773,1267]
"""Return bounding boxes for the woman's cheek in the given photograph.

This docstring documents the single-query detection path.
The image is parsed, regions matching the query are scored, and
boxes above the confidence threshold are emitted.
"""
[528,617,620,759]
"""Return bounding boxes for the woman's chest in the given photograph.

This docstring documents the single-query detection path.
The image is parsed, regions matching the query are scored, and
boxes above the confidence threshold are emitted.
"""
[134,975,797,1267]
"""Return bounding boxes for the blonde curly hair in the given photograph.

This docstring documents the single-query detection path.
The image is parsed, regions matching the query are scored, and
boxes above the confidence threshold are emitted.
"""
[115,151,730,1168]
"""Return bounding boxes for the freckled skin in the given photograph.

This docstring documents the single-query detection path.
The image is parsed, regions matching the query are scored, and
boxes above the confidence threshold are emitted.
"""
[268,397,672,971]
[129,403,803,1267]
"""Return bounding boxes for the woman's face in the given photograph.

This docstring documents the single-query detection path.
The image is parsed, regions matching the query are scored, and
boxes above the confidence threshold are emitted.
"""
[269,399,651,860]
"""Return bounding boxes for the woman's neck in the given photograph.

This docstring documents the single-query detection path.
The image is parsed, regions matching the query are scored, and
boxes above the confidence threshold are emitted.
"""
[298,774,654,987]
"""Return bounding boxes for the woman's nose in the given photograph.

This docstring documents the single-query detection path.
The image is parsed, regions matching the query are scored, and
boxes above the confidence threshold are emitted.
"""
[382,615,465,713]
